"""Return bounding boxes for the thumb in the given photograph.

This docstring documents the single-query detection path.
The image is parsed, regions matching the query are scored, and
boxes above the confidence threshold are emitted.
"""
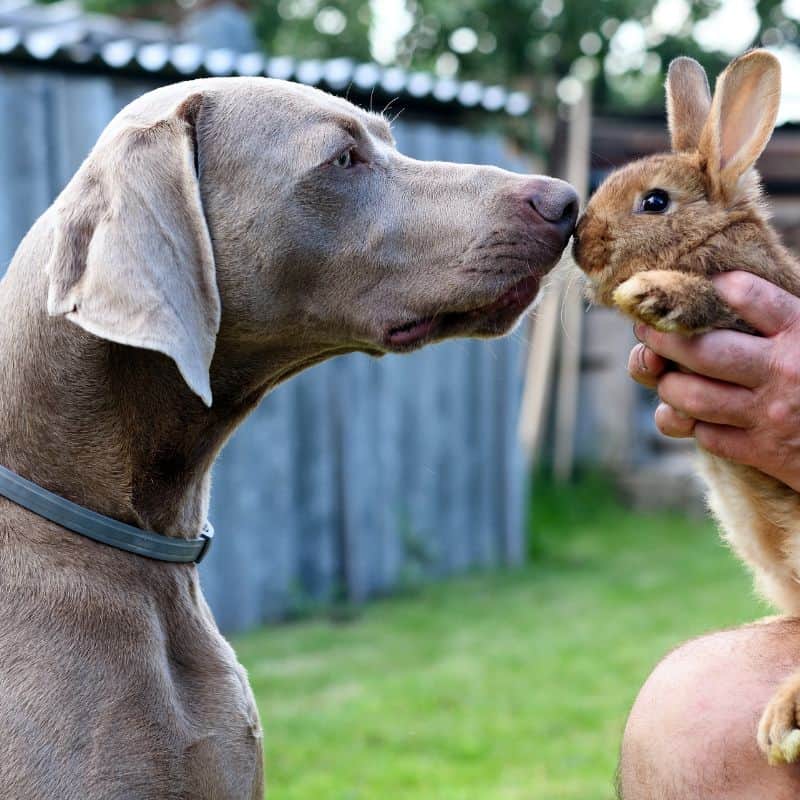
[712,271,800,336]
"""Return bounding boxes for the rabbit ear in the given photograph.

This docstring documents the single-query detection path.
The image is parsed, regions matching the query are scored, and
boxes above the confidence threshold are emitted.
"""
[46,93,220,407]
[666,57,711,152]
[698,49,781,199]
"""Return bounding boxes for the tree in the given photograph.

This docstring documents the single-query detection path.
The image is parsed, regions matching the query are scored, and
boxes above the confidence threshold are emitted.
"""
[251,0,730,109]
[62,0,791,110]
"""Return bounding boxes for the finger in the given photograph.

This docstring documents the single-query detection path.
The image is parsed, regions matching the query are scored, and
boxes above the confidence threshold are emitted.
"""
[657,372,755,428]
[628,343,667,388]
[712,272,800,337]
[694,422,756,466]
[634,324,770,389]
[654,402,696,438]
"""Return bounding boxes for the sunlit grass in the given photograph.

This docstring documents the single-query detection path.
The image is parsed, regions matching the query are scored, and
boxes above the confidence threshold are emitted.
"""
[235,473,766,800]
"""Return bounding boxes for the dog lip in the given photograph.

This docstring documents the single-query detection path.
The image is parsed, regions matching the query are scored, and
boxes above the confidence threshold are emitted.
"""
[383,274,542,351]
[386,317,439,347]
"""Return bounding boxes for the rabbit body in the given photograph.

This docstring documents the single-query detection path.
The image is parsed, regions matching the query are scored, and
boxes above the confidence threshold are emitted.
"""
[573,50,800,765]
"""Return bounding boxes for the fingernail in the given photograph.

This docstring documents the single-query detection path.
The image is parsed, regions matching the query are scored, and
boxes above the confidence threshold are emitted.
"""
[634,322,647,342]
[636,344,649,374]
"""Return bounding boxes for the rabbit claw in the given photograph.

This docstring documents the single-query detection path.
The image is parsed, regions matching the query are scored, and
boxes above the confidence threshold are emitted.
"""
[758,678,800,765]
[612,271,714,335]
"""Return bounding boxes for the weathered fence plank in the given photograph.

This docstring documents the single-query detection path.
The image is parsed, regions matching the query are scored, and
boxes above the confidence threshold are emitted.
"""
[47,75,117,193]
[0,69,51,269]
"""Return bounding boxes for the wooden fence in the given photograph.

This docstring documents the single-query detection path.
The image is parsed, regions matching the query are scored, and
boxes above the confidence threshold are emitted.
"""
[0,65,532,631]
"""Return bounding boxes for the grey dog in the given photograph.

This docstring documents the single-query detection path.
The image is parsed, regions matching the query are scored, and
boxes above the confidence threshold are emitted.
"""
[0,77,577,798]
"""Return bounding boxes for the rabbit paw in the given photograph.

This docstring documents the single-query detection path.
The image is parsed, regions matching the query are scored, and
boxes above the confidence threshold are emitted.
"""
[758,676,800,765]
[612,271,717,335]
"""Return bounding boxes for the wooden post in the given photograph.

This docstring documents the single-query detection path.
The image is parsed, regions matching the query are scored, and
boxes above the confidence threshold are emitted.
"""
[518,270,563,460]
[518,83,592,480]
[553,87,591,481]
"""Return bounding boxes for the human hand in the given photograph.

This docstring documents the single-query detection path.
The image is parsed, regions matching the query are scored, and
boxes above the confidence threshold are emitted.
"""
[627,271,800,492]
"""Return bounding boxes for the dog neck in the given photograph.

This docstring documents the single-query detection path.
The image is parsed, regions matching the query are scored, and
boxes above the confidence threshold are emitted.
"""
[0,218,333,543]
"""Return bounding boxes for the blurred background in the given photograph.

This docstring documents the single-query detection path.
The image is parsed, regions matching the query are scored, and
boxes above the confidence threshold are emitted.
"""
[1,0,797,796]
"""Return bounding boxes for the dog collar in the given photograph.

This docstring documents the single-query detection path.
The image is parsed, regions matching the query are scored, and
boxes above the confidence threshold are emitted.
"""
[0,464,213,563]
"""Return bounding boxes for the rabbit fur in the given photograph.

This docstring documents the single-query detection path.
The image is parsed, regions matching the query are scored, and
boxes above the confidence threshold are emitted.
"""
[573,49,800,766]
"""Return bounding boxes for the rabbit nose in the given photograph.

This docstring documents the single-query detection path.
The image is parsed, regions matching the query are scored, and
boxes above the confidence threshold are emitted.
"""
[526,178,579,230]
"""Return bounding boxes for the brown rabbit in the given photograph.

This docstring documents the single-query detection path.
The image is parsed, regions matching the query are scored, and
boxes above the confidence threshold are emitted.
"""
[573,49,800,767]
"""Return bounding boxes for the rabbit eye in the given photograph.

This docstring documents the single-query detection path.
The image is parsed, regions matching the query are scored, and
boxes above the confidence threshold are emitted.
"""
[641,189,670,213]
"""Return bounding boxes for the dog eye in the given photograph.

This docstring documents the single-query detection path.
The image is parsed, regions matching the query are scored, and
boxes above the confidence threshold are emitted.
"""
[334,149,354,169]
[641,189,670,213]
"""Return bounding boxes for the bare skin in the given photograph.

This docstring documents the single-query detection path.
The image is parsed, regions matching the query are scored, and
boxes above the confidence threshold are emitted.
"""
[621,270,800,795]
[620,622,800,799]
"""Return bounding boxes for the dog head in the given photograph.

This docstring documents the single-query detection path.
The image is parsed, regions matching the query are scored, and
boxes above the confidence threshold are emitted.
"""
[46,78,577,405]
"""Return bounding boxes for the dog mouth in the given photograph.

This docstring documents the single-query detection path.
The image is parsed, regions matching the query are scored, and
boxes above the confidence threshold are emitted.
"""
[384,275,542,351]
[385,317,439,348]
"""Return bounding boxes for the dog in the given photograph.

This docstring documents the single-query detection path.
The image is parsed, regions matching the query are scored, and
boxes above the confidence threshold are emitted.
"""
[0,77,577,798]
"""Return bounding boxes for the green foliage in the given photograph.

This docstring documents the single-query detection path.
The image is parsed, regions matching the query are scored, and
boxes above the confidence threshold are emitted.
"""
[401,0,714,96]
[235,476,766,799]
[253,0,372,63]
[42,0,794,109]
[528,469,623,558]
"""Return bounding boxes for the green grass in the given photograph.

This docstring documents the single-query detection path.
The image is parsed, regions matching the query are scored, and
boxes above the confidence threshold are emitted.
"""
[235,474,767,800]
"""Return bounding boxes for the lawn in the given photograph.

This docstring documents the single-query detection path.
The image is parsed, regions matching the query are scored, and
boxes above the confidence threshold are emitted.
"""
[234,475,767,800]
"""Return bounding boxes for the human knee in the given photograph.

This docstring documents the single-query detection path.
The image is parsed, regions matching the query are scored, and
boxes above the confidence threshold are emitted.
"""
[619,623,800,799]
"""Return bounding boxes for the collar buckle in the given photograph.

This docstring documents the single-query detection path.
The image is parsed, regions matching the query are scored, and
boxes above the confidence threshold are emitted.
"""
[195,522,215,564]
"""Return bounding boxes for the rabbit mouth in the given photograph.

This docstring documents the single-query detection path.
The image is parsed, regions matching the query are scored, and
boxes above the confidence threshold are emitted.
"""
[571,233,620,306]
[572,212,616,273]
[582,275,617,307]
[572,236,609,276]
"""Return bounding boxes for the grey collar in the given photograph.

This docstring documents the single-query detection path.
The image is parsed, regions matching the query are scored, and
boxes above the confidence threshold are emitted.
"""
[0,464,213,563]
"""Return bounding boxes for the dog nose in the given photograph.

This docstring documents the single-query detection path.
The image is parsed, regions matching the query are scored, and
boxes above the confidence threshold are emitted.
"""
[526,177,579,231]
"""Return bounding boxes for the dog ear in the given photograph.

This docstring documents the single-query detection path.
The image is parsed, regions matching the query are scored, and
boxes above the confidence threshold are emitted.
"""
[46,92,220,407]
[698,50,781,199]
[666,57,711,152]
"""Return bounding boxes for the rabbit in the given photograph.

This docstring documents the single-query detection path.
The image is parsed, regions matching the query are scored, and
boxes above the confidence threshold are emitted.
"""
[572,49,800,767]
